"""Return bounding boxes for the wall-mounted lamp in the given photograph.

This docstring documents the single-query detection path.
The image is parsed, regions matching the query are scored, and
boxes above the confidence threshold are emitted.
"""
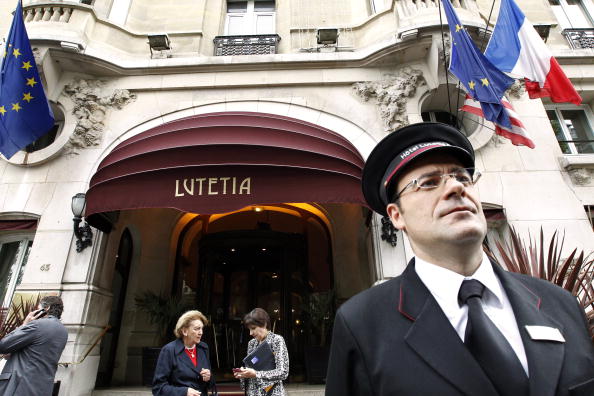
[147,34,171,58]
[72,193,93,252]
[316,28,339,45]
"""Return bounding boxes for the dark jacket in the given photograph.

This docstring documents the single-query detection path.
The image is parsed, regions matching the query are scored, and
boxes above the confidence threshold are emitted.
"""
[0,316,68,396]
[326,259,594,396]
[152,339,214,396]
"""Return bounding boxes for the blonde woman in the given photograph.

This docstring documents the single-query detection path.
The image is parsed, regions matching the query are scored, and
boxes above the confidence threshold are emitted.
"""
[233,308,289,396]
[153,310,215,396]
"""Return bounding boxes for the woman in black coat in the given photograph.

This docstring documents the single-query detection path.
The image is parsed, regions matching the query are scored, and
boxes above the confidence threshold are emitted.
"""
[152,310,215,396]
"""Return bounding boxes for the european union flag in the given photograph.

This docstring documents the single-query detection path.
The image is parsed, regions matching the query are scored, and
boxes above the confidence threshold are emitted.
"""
[0,0,54,159]
[441,0,515,128]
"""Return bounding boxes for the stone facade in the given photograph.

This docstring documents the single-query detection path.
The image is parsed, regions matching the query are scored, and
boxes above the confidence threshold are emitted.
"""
[1,1,593,395]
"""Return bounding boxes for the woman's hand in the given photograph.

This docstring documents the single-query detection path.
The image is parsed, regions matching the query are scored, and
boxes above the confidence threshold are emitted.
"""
[235,367,257,379]
[200,368,211,382]
[187,388,201,396]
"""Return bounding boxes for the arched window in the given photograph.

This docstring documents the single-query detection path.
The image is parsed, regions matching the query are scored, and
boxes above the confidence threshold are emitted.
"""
[24,102,64,153]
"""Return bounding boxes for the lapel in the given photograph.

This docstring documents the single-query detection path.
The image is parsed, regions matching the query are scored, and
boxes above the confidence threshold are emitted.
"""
[493,263,565,396]
[175,339,202,375]
[400,259,499,396]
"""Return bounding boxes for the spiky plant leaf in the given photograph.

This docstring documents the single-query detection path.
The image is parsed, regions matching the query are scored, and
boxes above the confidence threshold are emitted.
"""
[486,226,594,342]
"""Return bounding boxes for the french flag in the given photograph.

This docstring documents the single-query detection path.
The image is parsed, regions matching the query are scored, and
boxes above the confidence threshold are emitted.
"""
[461,95,535,149]
[484,0,581,105]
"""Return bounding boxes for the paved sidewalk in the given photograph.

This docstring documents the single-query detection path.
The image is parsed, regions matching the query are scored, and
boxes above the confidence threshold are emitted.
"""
[92,384,325,395]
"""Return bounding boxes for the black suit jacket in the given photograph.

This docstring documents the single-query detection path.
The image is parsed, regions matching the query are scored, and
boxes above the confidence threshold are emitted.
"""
[152,339,214,396]
[325,259,594,396]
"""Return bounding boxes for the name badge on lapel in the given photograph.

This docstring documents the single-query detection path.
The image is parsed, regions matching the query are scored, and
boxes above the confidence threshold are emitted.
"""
[525,325,565,342]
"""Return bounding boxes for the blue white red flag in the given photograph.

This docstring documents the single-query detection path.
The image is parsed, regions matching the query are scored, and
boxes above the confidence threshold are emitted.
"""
[484,0,581,105]
[441,0,515,129]
[461,94,535,148]
[0,0,54,159]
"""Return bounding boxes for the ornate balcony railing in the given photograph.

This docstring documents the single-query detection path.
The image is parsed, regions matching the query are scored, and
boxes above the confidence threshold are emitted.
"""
[562,28,594,49]
[24,4,75,23]
[213,34,281,56]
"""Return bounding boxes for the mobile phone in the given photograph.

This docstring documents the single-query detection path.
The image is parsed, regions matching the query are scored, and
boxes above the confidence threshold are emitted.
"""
[35,309,48,318]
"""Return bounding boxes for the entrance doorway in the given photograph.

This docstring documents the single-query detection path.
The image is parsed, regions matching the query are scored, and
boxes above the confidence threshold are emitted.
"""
[174,204,334,381]
[198,229,307,379]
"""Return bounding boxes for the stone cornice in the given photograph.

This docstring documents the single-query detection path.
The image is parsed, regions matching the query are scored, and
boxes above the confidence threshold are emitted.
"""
[45,34,433,76]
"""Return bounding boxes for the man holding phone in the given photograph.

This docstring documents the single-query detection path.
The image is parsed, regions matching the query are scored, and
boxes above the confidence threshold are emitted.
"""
[0,295,68,396]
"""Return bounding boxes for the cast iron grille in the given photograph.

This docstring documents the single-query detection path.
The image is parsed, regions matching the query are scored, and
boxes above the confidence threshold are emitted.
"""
[213,34,281,56]
[562,28,594,49]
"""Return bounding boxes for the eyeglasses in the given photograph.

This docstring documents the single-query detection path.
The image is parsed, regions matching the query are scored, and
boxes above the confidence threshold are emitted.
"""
[393,168,481,200]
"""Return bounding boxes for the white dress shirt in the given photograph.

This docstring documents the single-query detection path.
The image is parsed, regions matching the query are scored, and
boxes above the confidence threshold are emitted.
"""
[415,253,529,375]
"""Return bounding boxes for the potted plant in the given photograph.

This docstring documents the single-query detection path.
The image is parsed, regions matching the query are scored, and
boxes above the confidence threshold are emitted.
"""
[0,295,41,341]
[135,291,192,386]
[0,295,59,392]
[485,226,594,341]
[303,290,335,384]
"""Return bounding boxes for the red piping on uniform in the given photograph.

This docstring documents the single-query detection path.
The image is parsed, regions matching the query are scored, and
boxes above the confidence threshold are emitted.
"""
[399,283,416,322]
[383,144,446,188]
[519,282,542,309]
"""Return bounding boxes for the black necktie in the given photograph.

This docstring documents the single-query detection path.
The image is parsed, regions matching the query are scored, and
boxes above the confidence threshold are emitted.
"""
[458,279,528,396]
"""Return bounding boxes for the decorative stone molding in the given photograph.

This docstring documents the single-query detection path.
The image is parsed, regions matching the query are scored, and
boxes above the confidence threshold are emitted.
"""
[558,155,594,186]
[568,168,592,185]
[352,67,425,131]
[506,79,525,100]
[487,133,507,148]
[438,33,452,66]
[31,47,42,65]
[61,79,136,153]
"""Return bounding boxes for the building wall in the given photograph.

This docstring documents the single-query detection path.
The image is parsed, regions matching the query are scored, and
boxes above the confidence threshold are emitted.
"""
[1,0,593,394]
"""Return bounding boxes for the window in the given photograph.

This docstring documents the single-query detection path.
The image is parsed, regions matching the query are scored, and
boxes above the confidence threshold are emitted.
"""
[225,0,276,35]
[421,110,477,137]
[548,0,594,29]
[370,0,384,14]
[23,102,64,154]
[0,237,32,309]
[108,0,132,25]
[546,106,594,154]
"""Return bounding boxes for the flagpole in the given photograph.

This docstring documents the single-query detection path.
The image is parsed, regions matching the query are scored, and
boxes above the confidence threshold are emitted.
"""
[479,0,497,52]
[458,0,498,131]
[438,0,453,118]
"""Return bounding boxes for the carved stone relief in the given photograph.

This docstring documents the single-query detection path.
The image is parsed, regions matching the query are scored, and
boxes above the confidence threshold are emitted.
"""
[506,79,525,100]
[568,168,592,185]
[61,79,136,153]
[352,67,426,131]
[438,33,451,66]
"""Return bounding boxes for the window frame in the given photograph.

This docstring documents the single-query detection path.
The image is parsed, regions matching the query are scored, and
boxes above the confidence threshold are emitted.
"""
[225,0,276,36]
[421,110,478,138]
[545,104,594,155]
[369,0,384,14]
[549,0,594,29]
[0,234,34,309]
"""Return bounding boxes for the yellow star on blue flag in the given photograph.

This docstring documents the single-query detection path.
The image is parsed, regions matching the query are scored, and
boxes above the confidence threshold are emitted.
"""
[442,0,514,129]
[0,0,54,159]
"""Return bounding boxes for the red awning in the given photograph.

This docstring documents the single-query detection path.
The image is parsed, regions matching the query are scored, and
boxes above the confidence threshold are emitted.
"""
[86,112,365,229]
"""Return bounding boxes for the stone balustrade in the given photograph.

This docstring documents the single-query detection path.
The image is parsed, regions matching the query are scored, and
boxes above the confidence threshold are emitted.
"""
[23,4,77,23]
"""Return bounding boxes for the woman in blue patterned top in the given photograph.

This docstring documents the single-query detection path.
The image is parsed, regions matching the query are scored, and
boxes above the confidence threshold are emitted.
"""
[233,308,289,396]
